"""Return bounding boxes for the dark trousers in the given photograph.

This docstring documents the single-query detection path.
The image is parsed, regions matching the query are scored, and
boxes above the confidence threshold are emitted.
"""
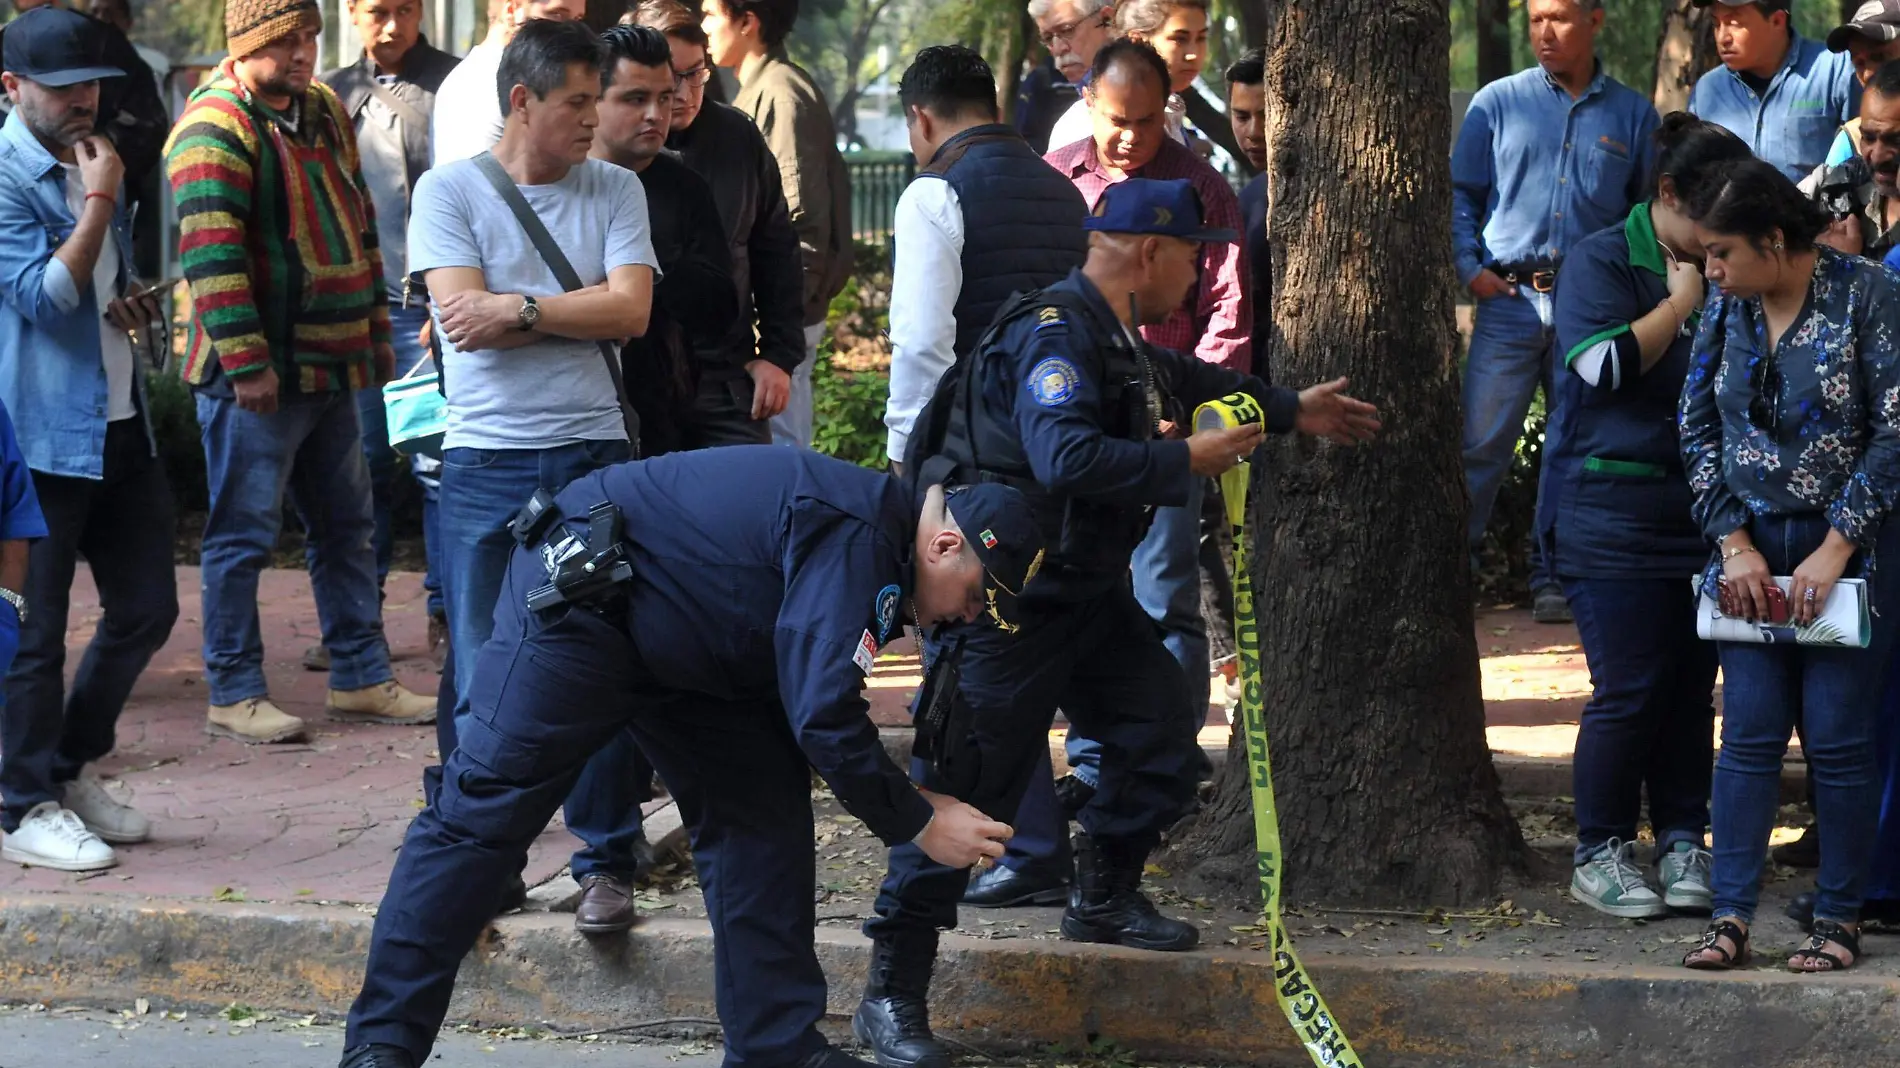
[1,420,179,832]
[680,368,772,450]
[865,582,1201,938]
[347,549,826,1068]
[1562,574,1718,865]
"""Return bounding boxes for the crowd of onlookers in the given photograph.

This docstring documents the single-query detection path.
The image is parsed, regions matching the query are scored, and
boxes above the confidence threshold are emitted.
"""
[1459,0,1900,973]
[7,0,1897,978]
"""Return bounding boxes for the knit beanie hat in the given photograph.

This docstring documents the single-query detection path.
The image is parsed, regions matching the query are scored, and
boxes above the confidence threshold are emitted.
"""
[226,0,322,60]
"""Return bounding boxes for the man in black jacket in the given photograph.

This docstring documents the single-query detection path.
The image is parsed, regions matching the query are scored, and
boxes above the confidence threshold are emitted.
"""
[593,25,737,456]
[314,0,460,674]
[631,0,806,449]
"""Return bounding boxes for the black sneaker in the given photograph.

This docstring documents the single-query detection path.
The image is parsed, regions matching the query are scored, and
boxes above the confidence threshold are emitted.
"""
[339,1045,416,1068]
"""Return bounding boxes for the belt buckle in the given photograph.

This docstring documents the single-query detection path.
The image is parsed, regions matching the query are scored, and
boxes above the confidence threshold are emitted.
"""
[1530,270,1557,293]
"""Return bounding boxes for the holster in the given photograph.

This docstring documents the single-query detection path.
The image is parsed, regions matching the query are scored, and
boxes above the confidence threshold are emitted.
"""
[910,635,980,796]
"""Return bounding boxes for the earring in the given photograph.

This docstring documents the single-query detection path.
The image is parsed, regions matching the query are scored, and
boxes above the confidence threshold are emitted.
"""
[1774,241,1784,250]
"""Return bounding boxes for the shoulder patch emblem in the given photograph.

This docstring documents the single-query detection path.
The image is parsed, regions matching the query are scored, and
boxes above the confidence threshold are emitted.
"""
[874,584,901,644]
[1028,356,1080,407]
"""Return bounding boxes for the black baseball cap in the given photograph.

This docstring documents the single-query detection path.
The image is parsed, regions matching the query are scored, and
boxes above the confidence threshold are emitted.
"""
[1829,0,1900,50]
[943,483,1045,626]
[1,7,124,88]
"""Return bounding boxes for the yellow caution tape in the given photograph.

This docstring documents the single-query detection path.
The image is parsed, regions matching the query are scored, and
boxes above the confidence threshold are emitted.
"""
[1196,395,1364,1068]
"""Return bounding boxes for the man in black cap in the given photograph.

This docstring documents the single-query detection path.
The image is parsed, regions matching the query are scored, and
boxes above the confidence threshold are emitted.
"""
[337,446,1037,1068]
[0,4,178,874]
[854,177,1380,1068]
[1803,4,1900,262]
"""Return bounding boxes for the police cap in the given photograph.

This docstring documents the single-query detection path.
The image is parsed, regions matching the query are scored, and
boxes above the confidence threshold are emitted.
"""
[945,483,1045,618]
[1084,177,1238,243]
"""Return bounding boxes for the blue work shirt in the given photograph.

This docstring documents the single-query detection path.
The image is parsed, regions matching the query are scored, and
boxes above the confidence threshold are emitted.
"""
[1451,62,1660,285]
[0,110,151,480]
[550,446,935,847]
[1541,204,1705,579]
[1688,34,1857,181]
[0,396,46,545]
[978,269,1294,602]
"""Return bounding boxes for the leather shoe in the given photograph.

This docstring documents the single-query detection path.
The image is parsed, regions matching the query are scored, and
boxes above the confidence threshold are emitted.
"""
[497,871,528,916]
[962,862,1067,907]
[574,873,638,934]
[1785,890,1900,932]
[1053,773,1095,820]
[339,1044,416,1068]
[795,1047,879,1068]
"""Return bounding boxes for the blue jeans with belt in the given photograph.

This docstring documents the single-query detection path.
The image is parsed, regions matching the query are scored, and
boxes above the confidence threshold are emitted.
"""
[1710,513,1900,925]
[1464,286,1559,590]
[437,438,646,881]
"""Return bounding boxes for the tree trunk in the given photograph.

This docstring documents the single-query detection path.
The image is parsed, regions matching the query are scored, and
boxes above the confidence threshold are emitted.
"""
[1162,0,1524,908]
[1474,0,1512,88]
[1653,1,1719,113]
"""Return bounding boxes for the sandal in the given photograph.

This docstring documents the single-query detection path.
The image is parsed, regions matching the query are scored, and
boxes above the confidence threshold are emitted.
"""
[1683,918,1751,970]
[1788,918,1860,973]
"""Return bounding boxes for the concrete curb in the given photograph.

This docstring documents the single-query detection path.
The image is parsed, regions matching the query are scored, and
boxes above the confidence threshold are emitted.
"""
[1,893,1896,1067]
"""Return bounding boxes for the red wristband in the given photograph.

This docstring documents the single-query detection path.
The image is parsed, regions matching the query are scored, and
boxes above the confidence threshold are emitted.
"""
[85,191,115,207]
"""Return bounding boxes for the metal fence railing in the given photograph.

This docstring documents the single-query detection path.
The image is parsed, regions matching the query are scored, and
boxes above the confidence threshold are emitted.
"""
[846,152,916,245]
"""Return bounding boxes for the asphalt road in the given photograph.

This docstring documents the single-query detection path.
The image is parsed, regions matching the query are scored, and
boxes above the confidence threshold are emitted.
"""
[0,1007,727,1068]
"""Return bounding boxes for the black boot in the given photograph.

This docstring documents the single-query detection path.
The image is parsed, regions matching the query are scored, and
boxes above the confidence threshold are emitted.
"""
[339,1045,416,1068]
[1059,831,1199,951]
[852,932,950,1068]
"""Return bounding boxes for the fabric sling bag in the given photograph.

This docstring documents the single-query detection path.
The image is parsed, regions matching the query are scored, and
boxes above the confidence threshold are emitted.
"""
[471,151,641,451]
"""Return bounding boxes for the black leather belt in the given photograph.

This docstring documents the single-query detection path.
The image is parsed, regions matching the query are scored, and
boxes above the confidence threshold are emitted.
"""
[1494,263,1559,293]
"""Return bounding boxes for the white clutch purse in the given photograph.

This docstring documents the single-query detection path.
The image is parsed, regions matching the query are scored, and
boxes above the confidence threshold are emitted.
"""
[1694,576,1871,647]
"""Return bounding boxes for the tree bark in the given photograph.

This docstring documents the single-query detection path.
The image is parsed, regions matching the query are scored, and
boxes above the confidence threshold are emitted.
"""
[1653,0,1719,113]
[1161,0,1524,908]
[1474,0,1512,88]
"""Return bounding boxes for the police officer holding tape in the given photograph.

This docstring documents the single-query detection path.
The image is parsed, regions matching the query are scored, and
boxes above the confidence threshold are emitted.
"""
[336,446,1043,1068]
[854,177,1381,1068]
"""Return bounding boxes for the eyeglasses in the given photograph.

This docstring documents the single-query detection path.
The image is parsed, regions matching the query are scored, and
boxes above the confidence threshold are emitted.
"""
[1039,12,1110,49]
[672,65,714,88]
[1747,353,1783,439]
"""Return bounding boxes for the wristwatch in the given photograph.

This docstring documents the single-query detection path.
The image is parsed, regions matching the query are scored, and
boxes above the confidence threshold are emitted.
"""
[0,586,25,624]
[516,294,541,331]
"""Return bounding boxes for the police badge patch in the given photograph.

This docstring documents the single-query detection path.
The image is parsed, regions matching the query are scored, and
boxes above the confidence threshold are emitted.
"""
[875,583,901,643]
[1028,356,1079,407]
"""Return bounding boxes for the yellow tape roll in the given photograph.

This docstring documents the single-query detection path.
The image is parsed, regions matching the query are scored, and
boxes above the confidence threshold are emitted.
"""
[1194,396,1363,1068]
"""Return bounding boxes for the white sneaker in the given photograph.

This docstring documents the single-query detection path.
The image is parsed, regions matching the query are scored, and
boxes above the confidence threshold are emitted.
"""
[61,769,150,844]
[1570,838,1667,919]
[1,802,118,872]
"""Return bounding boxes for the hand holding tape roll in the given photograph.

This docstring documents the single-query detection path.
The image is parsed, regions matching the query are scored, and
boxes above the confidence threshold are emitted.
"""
[1196,392,1365,1068]
[1186,394,1267,476]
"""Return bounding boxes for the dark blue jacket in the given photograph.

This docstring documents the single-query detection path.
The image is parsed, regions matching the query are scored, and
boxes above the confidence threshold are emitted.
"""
[550,447,933,847]
[919,125,1089,358]
[1541,204,1705,578]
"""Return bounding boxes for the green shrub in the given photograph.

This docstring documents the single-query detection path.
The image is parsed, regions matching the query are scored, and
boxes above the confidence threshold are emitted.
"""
[147,371,208,514]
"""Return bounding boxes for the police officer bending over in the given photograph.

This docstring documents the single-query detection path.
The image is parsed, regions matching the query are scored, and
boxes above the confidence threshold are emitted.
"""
[337,447,1042,1068]
[855,177,1380,1068]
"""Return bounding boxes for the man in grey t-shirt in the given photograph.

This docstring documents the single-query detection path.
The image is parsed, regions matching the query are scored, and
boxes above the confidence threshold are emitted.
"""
[409,19,660,927]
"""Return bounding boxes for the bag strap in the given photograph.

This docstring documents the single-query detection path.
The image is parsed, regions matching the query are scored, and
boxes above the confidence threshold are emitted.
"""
[472,151,640,451]
[365,78,430,138]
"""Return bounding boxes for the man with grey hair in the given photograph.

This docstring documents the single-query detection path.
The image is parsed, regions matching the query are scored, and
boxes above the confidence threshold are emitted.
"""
[1030,0,1116,151]
[1450,0,1655,624]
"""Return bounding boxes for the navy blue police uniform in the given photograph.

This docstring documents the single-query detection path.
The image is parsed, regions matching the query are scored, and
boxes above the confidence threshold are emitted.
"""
[339,446,1040,1068]
[1539,202,1718,870]
[855,179,1307,1064]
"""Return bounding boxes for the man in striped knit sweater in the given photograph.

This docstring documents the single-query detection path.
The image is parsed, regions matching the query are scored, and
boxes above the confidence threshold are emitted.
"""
[166,0,436,744]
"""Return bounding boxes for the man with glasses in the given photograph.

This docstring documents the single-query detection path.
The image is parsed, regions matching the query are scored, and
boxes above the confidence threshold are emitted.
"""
[631,0,805,449]
[1032,0,1117,152]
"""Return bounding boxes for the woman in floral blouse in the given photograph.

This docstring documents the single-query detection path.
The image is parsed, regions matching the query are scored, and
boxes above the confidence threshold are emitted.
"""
[1679,157,1900,974]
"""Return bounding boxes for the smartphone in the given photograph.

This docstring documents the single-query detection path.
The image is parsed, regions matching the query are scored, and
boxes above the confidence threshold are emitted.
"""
[1762,584,1790,624]
[122,276,183,303]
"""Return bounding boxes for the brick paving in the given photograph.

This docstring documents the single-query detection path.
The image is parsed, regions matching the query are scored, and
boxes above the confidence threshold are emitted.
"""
[0,568,1601,905]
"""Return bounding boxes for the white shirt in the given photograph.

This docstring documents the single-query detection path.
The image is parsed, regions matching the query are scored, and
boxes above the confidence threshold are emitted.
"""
[882,177,964,462]
[429,41,504,165]
[60,164,136,422]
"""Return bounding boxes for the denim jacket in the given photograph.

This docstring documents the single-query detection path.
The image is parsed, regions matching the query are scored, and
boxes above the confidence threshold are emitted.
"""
[0,110,152,479]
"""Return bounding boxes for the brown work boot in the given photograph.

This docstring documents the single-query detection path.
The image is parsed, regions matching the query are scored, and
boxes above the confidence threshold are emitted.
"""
[206,698,309,744]
[326,681,437,725]
[574,873,638,935]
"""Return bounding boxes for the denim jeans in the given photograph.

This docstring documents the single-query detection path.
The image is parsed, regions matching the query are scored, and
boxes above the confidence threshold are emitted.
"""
[437,438,646,879]
[1067,478,1208,790]
[304,304,435,591]
[1463,286,1553,550]
[769,324,820,449]
[1,419,179,832]
[1710,513,1900,925]
[1562,575,1718,866]
[196,389,393,706]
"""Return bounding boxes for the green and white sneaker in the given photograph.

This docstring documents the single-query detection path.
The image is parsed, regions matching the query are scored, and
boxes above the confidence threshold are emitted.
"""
[1658,840,1713,913]
[1570,839,1668,919]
